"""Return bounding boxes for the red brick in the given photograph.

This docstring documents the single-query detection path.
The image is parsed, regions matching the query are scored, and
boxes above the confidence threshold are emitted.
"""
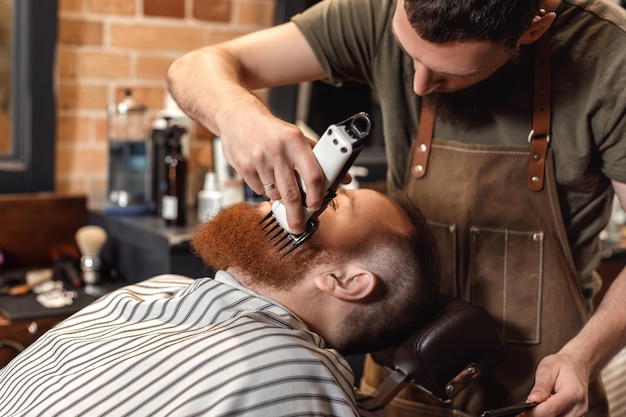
[57,115,90,143]
[57,83,108,110]
[210,29,253,45]
[59,0,83,12]
[238,1,274,26]
[194,0,231,22]
[59,18,103,46]
[144,0,185,18]
[88,0,136,15]
[137,55,174,80]
[110,23,204,51]
[58,48,78,78]
[56,144,107,175]
[81,52,131,78]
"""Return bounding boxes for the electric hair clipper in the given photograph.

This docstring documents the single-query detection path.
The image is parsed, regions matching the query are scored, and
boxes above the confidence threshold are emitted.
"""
[259,112,372,257]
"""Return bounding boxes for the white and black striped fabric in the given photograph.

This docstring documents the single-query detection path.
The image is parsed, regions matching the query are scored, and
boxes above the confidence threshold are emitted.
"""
[0,273,384,417]
[602,347,626,417]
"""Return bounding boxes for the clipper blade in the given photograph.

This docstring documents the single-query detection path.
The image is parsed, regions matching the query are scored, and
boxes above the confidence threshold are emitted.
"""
[258,211,318,258]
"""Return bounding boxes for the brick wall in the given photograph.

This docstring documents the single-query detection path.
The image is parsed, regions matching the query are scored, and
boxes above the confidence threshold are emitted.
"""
[56,0,276,209]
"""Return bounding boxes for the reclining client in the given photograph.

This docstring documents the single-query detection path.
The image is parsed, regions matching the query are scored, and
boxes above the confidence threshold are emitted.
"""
[0,188,440,417]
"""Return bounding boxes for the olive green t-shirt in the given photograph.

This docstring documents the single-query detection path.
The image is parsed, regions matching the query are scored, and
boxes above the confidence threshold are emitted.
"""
[293,0,626,289]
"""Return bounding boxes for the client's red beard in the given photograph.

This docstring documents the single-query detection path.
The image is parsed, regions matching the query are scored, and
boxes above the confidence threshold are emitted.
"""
[191,203,328,290]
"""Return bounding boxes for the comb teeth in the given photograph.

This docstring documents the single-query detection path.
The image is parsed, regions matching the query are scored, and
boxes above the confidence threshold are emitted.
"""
[258,211,318,258]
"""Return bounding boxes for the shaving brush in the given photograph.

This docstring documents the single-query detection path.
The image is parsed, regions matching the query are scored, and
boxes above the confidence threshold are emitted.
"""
[75,225,107,285]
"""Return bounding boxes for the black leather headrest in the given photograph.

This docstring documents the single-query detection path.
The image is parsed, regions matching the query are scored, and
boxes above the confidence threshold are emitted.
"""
[371,295,506,402]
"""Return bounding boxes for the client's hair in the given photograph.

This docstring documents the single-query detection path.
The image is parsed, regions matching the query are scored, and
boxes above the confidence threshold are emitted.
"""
[335,191,441,353]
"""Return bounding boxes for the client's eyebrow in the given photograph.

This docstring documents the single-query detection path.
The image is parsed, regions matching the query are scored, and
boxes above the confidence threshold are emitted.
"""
[341,189,355,208]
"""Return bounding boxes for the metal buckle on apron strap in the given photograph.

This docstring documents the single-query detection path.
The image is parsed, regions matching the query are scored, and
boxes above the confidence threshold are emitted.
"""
[527,130,550,144]
[528,129,550,192]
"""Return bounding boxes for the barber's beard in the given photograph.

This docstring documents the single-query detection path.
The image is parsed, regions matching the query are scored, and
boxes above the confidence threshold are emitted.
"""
[428,47,529,127]
[191,202,327,290]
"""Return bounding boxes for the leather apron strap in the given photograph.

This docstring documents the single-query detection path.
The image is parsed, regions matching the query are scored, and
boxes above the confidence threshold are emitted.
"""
[528,33,551,191]
[411,100,435,179]
[411,34,552,192]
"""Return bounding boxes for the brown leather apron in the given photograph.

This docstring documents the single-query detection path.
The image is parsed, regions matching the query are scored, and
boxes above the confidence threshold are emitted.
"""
[361,35,609,416]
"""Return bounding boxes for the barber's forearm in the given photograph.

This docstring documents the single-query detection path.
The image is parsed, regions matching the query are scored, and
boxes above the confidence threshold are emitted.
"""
[559,266,626,379]
[166,22,325,138]
[166,45,272,137]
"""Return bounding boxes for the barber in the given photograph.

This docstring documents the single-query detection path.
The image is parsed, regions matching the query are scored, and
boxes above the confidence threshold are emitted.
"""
[167,0,626,415]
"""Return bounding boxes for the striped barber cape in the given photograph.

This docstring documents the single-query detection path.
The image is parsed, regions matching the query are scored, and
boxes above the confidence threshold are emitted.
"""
[0,272,383,417]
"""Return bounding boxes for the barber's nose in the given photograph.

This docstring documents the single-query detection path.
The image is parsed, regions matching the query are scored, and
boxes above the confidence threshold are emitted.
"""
[413,64,440,96]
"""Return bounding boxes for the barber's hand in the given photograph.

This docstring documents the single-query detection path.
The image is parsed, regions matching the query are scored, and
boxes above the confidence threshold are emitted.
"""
[525,352,589,417]
[219,113,326,234]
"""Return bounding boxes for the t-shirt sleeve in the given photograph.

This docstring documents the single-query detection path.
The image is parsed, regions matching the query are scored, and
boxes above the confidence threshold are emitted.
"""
[292,0,395,85]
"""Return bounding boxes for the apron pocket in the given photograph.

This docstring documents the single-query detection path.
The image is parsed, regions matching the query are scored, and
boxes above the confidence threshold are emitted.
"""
[468,226,544,344]
[427,221,458,298]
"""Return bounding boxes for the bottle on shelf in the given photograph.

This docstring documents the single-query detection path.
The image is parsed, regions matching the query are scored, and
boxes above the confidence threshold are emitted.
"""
[161,125,188,226]
[197,171,223,222]
[151,93,192,215]
[106,89,150,215]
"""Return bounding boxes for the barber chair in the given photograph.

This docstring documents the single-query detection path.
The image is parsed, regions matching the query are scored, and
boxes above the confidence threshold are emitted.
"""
[371,295,507,405]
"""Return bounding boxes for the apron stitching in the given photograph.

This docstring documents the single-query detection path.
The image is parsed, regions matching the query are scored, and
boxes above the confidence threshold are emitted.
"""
[469,227,540,235]
[535,235,544,343]
[503,229,509,339]
[432,144,529,157]
[501,230,543,344]
[429,220,453,228]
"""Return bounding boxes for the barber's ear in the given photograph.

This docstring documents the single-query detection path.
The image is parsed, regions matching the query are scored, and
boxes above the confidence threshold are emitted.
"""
[517,11,556,46]
[313,265,376,301]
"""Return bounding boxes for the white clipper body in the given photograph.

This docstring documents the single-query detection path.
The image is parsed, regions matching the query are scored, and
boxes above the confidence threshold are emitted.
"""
[260,112,371,256]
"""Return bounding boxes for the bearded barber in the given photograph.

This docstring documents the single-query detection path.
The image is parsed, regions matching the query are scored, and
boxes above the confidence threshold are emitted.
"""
[167,0,626,415]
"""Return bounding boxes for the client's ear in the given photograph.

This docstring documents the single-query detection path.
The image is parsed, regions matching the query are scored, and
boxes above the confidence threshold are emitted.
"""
[314,263,376,301]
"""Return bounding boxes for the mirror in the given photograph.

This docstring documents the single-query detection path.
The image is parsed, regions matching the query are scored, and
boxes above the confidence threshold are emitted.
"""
[0,0,10,155]
[0,0,57,193]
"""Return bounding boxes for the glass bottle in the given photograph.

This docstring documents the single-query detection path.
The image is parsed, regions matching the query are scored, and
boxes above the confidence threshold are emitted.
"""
[161,125,187,226]
[106,89,150,214]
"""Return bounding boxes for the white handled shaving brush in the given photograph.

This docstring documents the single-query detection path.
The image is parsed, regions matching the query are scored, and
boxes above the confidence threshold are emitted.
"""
[75,226,107,285]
